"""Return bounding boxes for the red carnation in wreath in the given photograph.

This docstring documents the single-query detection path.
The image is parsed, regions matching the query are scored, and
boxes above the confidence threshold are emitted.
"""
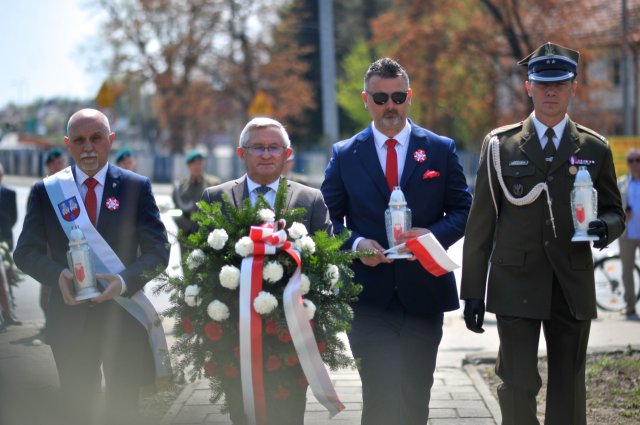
[205,321,223,341]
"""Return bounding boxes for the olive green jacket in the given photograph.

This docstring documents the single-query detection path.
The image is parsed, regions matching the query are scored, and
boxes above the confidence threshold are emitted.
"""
[461,116,624,320]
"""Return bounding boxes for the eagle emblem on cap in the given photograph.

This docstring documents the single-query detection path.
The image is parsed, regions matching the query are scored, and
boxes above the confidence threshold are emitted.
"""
[545,43,555,56]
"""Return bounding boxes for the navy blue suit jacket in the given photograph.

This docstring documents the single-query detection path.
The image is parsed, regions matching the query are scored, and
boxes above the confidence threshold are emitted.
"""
[14,165,170,346]
[0,185,17,250]
[321,121,471,315]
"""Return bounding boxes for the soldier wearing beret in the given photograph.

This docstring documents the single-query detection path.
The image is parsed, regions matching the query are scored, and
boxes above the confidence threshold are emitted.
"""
[115,147,137,171]
[172,150,220,237]
[461,43,625,424]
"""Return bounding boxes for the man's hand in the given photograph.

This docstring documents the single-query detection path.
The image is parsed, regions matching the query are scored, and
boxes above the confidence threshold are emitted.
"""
[395,227,432,259]
[91,273,123,303]
[587,219,608,249]
[59,269,85,306]
[463,298,485,334]
[357,239,393,267]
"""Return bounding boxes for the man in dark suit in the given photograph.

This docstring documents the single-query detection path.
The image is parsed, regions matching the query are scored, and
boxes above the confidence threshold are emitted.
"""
[201,116,331,425]
[320,58,471,425]
[14,108,170,425]
[0,162,20,330]
[461,43,625,424]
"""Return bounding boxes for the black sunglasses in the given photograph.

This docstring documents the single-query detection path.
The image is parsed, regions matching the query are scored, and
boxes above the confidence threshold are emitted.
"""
[628,157,640,164]
[367,91,408,105]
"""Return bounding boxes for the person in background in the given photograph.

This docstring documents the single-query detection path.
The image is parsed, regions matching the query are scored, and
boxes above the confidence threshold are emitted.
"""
[461,42,625,424]
[321,58,471,425]
[283,149,309,185]
[172,150,220,237]
[115,147,138,171]
[0,162,20,331]
[14,108,170,425]
[617,148,640,319]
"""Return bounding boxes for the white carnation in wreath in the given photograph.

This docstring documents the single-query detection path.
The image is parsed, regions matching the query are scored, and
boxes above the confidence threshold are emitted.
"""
[207,300,230,321]
[207,229,229,250]
[263,261,284,283]
[186,249,206,270]
[299,273,311,295]
[303,298,316,320]
[235,236,254,257]
[253,291,278,315]
[257,208,275,223]
[219,265,240,290]
[184,285,202,307]
[325,264,340,286]
[294,235,316,254]
[287,222,308,240]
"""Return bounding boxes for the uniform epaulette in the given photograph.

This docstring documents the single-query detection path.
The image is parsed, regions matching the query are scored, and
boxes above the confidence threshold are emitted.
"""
[489,121,524,137]
[575,123,608,144]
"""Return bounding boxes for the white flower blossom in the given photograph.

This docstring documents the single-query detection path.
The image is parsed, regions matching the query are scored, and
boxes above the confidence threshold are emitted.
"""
[257,208,275,223]
[253,291,278,315]
[207,300,230,321]
[207,229,229,250]
[288,222,308,240]
[219,265,240,290]
[186,249,206,270]
[235,236,254,257]
[263,261,284,283]
[299,273,311,295]
[303,299,316,320]
[294,235,316,254]
[184,285,202,307]
[325,264,340,286]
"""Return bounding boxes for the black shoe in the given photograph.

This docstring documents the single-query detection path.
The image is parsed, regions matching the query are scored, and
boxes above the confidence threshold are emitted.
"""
[2,312,22,326]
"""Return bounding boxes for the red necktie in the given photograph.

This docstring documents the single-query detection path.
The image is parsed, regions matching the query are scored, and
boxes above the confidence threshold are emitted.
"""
[385,139,398,191]
[84,177,98,226]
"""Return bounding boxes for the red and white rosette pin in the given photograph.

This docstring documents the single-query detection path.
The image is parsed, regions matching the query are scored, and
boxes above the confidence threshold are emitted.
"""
[105,197,120,211]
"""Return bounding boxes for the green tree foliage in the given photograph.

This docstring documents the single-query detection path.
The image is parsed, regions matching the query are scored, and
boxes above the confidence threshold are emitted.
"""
[336,39,377,130]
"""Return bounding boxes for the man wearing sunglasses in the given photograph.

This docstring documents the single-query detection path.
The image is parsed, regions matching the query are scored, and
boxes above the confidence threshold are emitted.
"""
[461,43,625,424]
[617,148,640,319]
[321,58,471,424]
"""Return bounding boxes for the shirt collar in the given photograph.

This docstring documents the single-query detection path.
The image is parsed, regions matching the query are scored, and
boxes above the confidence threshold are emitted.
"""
[531,113,567,142]
[76,163,109,187]
[246,175,280,193]
[372,120,411,150]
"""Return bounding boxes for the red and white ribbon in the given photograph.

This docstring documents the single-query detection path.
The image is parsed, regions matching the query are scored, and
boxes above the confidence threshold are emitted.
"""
[239,222,344,424]
[405,233,459,277]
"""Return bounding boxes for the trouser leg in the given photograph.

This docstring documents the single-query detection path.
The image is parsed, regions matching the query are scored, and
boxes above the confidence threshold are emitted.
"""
[619,236,639,314]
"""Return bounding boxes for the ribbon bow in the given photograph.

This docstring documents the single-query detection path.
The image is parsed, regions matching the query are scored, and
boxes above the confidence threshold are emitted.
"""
[239,222,344,425]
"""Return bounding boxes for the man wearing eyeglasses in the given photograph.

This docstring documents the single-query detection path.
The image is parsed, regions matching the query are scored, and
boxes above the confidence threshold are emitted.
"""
[617,148,640,320]
[321,58,472,425]
[200,116,331,424]
[461,43,625,424]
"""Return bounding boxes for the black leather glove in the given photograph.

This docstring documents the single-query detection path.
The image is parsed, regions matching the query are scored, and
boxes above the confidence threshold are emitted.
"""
[463,298,485,334]
[587,219,608,249]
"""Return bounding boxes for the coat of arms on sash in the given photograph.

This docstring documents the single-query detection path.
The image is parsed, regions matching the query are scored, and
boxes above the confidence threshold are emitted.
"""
[58,196,81,222]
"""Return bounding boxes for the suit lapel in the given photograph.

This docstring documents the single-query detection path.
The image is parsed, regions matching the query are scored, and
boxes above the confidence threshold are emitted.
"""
[232,176,248,208]
[98,165,122,232]
[549,120,580,174]
[355,128,391,199]
[519,117,547,173]
[400,130,421,187]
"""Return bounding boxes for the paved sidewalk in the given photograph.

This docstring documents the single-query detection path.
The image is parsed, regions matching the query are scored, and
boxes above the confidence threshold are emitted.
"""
[161,365,500,425]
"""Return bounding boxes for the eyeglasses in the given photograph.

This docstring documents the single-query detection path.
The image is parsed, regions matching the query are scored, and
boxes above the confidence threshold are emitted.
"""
[366,91,408,105]
[627,157,640,164]
[244,145,286,156]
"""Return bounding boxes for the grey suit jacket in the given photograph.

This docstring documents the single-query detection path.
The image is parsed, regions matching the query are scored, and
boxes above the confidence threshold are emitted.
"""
[201,175,332,234]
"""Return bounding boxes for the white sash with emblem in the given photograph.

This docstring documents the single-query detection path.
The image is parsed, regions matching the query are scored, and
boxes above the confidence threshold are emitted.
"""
[44,166,171,379]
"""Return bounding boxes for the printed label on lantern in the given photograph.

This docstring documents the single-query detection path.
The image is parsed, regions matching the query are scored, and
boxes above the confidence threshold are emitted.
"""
[74,263,86,283]
[576,204,585,223]
[393,223,403,242]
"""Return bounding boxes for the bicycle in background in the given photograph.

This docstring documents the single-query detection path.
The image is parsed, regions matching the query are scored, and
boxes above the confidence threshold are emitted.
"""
[593,242,640,311]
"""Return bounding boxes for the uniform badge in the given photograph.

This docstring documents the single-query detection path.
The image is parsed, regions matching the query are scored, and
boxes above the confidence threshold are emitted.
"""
[58,196,81,222]
[509,160,529,166]
[569,165,578,175]
[512,183,524,197]
[570,156,595,166]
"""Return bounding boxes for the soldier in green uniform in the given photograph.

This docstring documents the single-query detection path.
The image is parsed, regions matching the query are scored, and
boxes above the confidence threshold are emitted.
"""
[461,43,625,424]
[172,150,221,236]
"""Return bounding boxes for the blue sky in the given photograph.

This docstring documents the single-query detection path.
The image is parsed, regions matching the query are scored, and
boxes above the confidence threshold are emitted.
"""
[0,0,106,107]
